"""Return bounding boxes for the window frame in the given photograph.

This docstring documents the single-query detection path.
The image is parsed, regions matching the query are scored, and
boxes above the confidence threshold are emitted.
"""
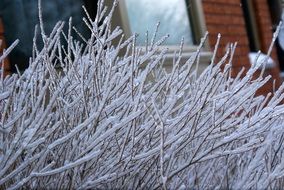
[107,0,210,52]
[105,0,212,74]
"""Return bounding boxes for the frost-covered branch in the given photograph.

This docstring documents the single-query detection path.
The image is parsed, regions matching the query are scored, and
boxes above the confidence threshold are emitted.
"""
[1,1,284,189]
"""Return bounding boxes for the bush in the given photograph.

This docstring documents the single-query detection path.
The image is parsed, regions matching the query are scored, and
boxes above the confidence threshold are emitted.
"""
[1,1,284,189]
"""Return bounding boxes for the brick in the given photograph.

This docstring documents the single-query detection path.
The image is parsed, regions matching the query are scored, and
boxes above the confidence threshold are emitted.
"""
[252,0,281,90]
[0,17,11,75]
[203,2,247,46]
[0,19,3,34]
[203,0,241,5]
[202,3,243,15]
[202,0,282,94]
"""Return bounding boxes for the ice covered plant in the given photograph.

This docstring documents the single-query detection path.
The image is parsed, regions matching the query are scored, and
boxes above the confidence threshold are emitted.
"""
[1,0,284,189]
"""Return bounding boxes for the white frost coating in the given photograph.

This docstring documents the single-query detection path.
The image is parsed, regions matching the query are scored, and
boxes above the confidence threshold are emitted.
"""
[0,92,9,100]
[33,150,100,177]
[0,1,284,189]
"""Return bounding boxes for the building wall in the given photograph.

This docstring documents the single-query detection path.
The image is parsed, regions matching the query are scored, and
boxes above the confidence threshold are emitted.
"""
[252,0,282,94]
[202,0,281,95]
[0,18,10,77]
[202,0,250,69]
[0,1,282,94]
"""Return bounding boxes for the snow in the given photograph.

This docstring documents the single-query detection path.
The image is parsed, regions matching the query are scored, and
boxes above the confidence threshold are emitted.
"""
[248,52,275,69]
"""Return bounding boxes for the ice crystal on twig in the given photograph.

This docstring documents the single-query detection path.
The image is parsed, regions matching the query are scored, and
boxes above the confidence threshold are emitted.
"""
[1,1,284,189]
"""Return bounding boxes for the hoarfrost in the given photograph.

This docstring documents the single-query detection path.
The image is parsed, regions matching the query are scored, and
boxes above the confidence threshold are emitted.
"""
[1,1,284,189]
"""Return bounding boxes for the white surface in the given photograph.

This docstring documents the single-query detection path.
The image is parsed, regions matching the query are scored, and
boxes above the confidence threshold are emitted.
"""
[248,52,275,69]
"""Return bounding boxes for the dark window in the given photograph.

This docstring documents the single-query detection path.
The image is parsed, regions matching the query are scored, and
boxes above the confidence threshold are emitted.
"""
[0,0,97,72]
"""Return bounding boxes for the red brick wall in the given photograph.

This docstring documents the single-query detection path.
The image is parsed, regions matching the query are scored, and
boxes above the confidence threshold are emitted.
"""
[202,0,250,73]
[202,0,281,95]
[0,18,10,77]
[252,0,282,94]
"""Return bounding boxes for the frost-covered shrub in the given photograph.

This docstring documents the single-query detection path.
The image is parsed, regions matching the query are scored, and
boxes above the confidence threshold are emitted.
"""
[1,1,284,189]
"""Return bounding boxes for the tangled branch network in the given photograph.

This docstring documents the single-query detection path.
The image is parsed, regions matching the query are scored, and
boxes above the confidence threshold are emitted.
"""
[1,1,284,189]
